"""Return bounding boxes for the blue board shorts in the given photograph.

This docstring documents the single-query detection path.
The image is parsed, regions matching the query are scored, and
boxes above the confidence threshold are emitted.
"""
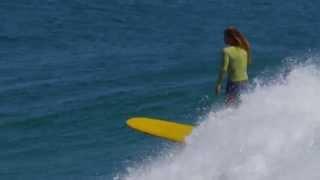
[225,80,248,104]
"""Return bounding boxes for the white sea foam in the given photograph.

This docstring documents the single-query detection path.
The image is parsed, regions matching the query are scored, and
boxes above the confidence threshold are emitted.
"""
[120,60,320,180]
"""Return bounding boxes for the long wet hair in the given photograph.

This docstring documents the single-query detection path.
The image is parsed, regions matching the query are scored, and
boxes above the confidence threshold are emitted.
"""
[224,27,251,64]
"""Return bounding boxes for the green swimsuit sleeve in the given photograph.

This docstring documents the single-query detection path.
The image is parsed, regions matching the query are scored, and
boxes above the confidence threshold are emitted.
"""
[216,50,229,86]
[222,49,230,71]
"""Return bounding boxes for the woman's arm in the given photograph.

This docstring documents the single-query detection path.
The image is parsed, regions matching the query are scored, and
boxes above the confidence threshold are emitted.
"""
[215,50,229,95]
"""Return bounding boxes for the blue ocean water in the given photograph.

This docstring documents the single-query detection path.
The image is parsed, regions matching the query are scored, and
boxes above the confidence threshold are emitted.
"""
[1,0,320,179]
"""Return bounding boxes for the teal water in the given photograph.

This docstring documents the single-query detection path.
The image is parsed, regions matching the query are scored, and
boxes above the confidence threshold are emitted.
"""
[1,1,320,179]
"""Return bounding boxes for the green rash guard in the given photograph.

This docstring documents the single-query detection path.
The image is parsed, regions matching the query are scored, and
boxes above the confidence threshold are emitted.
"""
[216,46,248,85]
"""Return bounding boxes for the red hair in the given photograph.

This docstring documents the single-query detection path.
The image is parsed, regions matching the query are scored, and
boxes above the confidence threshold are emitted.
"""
[224,27,251,64]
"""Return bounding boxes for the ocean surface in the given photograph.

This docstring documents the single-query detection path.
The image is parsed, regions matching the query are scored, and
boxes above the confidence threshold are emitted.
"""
[1,0,320,180]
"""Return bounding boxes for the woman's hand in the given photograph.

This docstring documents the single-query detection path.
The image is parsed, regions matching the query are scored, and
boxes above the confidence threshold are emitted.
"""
[215,84,221,95]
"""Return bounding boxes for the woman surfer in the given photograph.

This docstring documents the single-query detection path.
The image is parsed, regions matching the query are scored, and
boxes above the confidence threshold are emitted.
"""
[215,27,251,105]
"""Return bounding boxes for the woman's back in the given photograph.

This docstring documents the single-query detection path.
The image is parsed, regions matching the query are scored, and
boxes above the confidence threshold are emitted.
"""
[223,46,248,82]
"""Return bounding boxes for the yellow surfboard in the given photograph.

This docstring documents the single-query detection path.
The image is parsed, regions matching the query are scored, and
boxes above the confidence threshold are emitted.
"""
[127,117,193,143]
